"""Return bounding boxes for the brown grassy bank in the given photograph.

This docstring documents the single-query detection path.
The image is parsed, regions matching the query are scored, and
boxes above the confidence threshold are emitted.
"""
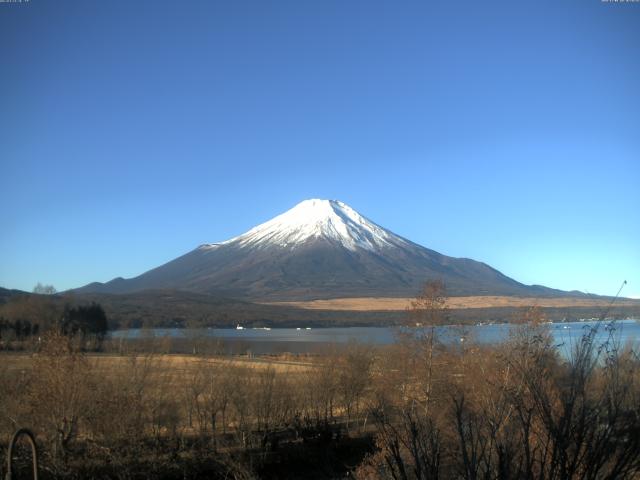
[266,295,640,311]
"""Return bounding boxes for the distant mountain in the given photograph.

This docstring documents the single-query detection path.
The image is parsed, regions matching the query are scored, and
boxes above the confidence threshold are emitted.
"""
[75,199,584,300]
[0,286,29,305]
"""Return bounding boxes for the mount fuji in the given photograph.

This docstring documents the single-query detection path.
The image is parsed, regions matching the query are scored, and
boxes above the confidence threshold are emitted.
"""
[77,199,572,300]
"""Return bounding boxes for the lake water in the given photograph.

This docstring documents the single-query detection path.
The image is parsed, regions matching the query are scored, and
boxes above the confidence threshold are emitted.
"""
[110,319,640,355]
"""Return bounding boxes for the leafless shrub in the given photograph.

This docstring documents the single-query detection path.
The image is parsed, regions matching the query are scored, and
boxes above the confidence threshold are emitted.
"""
[24,331,96,460]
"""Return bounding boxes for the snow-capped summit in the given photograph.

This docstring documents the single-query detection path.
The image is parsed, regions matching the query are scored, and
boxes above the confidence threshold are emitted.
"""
[209,199,407,252]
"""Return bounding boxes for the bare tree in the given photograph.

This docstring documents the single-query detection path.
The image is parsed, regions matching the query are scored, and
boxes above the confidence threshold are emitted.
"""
[33,282,57,295]
[407,279,449,415]
[337,341,373,432]
[27,331,94,459]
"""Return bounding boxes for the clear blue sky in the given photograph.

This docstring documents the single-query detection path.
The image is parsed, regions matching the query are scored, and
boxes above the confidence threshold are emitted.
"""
[1,0,639,297]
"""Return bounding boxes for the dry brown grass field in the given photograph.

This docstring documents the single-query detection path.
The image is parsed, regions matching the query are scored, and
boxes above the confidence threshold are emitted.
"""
[0,351,315,376]
[266,295,640,311]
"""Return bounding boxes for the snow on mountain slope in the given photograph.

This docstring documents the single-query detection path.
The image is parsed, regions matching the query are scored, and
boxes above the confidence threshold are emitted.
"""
[200,199,409,252]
